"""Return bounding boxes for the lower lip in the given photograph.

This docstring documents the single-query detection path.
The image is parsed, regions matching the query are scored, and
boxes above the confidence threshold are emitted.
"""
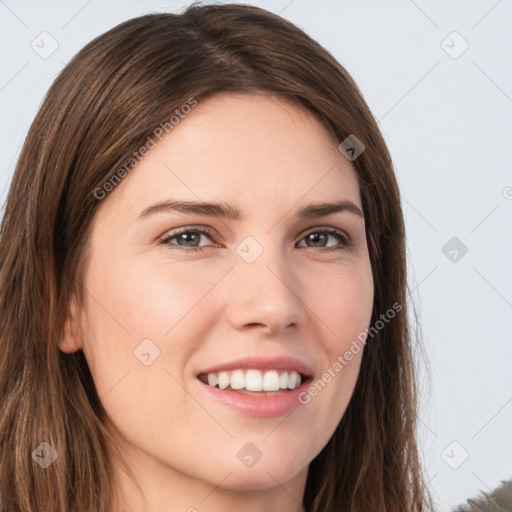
[196,378,312,418]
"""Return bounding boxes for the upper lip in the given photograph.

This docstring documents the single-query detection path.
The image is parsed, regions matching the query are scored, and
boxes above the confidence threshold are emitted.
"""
[197,355,313,378]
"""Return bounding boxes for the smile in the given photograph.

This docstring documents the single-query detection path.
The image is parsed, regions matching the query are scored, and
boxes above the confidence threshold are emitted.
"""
[195,356,314,418]
[198,369,304,393]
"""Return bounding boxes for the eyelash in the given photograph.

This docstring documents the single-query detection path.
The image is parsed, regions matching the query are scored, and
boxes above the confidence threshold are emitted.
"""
[157,226,351,253]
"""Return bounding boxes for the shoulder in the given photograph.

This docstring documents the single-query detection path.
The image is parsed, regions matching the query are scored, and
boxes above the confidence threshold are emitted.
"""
[452,479,512,512]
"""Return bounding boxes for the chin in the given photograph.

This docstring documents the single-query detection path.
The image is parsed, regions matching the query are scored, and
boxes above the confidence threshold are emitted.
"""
[218,461,307,492]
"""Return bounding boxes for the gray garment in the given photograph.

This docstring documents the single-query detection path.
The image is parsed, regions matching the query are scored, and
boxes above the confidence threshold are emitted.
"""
[452,479,512,512]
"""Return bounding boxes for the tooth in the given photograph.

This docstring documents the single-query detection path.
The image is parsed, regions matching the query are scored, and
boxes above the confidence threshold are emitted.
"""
[218,371,230,390]
[205,369,304,391]
[263,370,280,391]
[245,369,263,391]
[230,370,245,390]
[287,371,298,389]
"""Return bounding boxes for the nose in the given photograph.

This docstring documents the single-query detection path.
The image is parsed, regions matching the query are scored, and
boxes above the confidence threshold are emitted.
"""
[223,241,308,335]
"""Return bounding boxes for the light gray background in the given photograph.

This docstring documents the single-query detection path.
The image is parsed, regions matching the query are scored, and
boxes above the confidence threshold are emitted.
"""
[1,0,511,510]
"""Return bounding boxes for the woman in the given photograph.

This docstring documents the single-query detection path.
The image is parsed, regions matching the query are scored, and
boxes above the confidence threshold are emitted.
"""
[0,3,433,511]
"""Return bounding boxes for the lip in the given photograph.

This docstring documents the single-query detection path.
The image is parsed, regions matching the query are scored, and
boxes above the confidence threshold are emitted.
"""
[195,355,314,418]
[196,375,312,418]
[197,355,313,377]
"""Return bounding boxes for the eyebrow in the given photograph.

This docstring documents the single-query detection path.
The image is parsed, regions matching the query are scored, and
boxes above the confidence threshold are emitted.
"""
[138,198,364,220]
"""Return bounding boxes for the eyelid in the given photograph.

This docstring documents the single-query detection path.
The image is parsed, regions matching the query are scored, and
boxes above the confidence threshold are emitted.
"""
[156,225,217,247]
[158,224,350,241]
[299,226,351,249]
[302,225,349,239]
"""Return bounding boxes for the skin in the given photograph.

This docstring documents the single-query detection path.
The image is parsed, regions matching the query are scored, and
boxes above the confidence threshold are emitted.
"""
[60,93,374,512]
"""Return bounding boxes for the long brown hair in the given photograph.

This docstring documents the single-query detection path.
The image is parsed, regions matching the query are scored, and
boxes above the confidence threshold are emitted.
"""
[0,3,434,511]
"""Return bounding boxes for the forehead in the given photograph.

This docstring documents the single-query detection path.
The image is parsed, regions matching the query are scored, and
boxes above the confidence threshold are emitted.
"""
[101,93,362,217]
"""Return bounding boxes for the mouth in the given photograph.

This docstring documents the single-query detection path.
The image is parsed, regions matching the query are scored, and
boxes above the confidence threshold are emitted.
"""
[194,355,314,417]
[197,369,309,395]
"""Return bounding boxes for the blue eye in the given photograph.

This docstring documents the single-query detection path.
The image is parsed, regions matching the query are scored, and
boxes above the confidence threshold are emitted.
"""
[298,229,350,251]
[158,227,215,252]
[158,227,350,252]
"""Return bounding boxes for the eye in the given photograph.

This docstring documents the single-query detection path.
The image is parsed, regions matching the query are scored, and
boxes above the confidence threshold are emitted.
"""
[158,227,216,252]
[158,226,351,253]
[296,228,350,252]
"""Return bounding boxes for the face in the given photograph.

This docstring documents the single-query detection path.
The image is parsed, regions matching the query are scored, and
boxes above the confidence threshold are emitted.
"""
[61,93,374,507]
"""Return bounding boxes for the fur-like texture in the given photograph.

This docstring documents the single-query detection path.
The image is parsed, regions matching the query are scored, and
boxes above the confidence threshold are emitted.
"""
[453,479,512,511]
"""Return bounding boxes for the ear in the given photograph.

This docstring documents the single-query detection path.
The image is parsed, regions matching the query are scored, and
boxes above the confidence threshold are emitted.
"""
[58,297,84,354]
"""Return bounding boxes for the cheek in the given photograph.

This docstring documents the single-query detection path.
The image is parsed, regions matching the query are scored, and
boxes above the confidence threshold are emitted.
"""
[79,257,201,440]
[296,261,373,436]
[307,259,374,350]
[84,250,226,344]
[80,250,232,402]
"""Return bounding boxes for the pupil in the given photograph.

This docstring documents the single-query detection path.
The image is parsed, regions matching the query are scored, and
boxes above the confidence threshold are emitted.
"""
[308,233,326,247]
[181,233,199,246]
